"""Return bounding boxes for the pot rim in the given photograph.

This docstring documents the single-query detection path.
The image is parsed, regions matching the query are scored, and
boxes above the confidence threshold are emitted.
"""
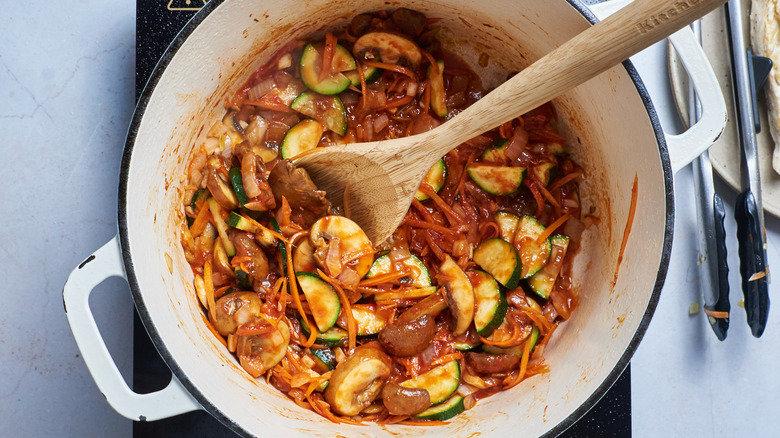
[118,0,673,435]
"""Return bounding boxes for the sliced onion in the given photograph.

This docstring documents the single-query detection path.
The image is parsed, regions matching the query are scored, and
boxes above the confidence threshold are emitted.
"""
[337,267,360,288]
[388,248,411,263]
[463,394,476,410]
[324,238,343,277]
[406,81,418,97]
[247,77,276,101]
[461,372,490,389]
[245,116,268,146]
[505,126,529,161]
[373,112,390,133]
[457,382,478,397]
[241,152,262,199]
[452,239,468,258]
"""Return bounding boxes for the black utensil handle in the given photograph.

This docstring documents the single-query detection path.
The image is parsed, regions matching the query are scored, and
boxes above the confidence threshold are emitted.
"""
[708,194,730,340]
[734,189,770,337]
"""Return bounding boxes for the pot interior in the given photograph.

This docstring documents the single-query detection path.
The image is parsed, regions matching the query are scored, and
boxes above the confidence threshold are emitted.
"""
[120,0,670,436]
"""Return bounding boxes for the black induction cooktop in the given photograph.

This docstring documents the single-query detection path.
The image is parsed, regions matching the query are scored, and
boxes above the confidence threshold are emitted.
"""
[132,2,631,436]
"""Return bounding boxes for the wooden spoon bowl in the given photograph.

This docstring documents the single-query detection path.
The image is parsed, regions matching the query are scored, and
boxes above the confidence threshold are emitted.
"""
[296,0,726,244]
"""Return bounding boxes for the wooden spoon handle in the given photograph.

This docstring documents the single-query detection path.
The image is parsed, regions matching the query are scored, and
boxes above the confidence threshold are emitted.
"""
[427,0,726,154]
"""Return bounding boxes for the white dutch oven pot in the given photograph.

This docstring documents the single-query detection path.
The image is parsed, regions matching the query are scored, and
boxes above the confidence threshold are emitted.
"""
[64,0,725,436]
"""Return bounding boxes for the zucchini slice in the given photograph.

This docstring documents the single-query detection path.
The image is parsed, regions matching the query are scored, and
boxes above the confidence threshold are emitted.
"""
[472,238,522,289]
[529,160,558,187]
[190,188,207,210]
[428,60,447,118]
[300,318,348,347]
[365,254,431,287]
[300,43,356,95]
[228,167,248,206]
[546,142,565,155]
[343,64,381,87]
[296,272,341,332]
[345,304,390,336]
[468,270,508,337]
[415,394,465,421]
[309,216,374,278]
[235,268,251,290]
[438,256,475,336]
[466,163,526,196]
[527,235,570,299]
[514,216,552,279]
[481,138,509,164]
[400,360,460,404]
[353,32,422,67]
[291,91,347,136]
[280,119,324,159]
[310,348,337,372]
[225,211,275,247]
[493,211,519,243]
[414,159,447,201]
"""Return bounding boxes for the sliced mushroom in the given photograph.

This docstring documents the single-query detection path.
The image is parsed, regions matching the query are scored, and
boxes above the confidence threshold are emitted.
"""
[324,346,392,416]
[236,319,290,378]
[378,314,436,357]
[464,352,519,374]
[353,32,422,67]
[206,156,239,210]
[268,160,331,228]
[381,383,431,416]
[390,8,427,37]
[231,232,270,282]
[213,292,263,336]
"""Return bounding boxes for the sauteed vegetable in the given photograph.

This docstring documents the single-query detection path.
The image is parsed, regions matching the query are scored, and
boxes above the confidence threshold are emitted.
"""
[180,8,583,424]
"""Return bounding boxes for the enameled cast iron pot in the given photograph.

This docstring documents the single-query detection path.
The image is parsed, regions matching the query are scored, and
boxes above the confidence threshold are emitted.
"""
[64,0,726,436]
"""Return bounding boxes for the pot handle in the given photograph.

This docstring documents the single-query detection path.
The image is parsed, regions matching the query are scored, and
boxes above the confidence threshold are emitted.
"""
[590,0,727,174]
[63,235,201,421]
[664,27,727,174]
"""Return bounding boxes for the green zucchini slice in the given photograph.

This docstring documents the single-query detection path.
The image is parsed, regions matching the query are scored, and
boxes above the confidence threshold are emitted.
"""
[310,348,337,372]
[300,317,348,347]
[530,160,558,187]
[280,119,324,159]
[481,138,509,164]
[527,235,570,299]
[414,159,447,201]
[493,211,520,243]
[365,254,431,287]
[235,268,251,290]
[415,395,465,421]
[468,270,508,337]
[428,60,447,118]
[400,360,460,404]
[296,272,341,332]
[290,91,347,136]
[228,167,249,206]
[438,256,475,336]
[190,188,207,210]
[343,64,381,86]
[300,43,355,95]
[514,216,552,279]
[466,163,526,196]
[472,238,522,289]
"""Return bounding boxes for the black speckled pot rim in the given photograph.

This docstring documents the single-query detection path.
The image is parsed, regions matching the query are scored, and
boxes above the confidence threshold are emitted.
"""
[118,1,673,436]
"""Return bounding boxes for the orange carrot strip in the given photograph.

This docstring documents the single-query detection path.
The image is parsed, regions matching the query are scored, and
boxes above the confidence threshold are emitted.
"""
[363,60,416,79]
[537,213,570,244]
[378,94,415,111]
[403,218,461,236]
[613,174,638,286]
[319,33,337,82]
[358,61,368,110]
[243,99,296,113]
[430,352,463,367]
[536,182,560,208]
[704,309,729,319]
[241,214,289,243]
[317,269,356,351]
[189,205,212,237]
[423,229,446,261]
[358,271,408,287]
[526,182,545,218]
[286,240,316,347]
[507,337,532,388]
[421,79,431,111]
[547,171,583,193]
[419,183,465,225]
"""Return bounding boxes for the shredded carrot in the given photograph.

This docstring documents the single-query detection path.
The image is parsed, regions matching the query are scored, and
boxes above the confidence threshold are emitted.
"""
[341,246,375,265]
[419,183,465,225]
[241,213,289,243]
[358,271,408,287]
[704,309,729,319]
[536,182,560,208]
[537,322,559,350]
[215,285,232,299]
[363,60,416,79]
[430,352,463,367]
[286,240,316,348]
[378,94,416,111]
[317,269,356,350]
[189,205,212,237]
[522,307,553,334]
[506,337,532,388]
[411,198,435,222]
[423,229,446,261]
[203,260,217,322]
[537,213,570,244]
[526,182,545,218]
[548,171,583,193]
[455,153,477,198]
[403,218,461,236]
[613,174,638,287]
[357,61,368,110]
[480,324,523,347]
[320,33,337,82]
[285,349,304,372]
[421,79,431,111]
[479,221,500,240]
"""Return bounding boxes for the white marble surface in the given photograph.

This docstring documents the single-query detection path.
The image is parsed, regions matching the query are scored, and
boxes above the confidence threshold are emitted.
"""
[1,0,778,436]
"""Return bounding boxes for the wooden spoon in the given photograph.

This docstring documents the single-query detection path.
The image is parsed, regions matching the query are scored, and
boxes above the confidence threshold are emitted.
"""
[295,0,725,244]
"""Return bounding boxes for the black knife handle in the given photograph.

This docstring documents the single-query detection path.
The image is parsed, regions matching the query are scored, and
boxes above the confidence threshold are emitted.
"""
[734,189,770,337]
[708,194,730,340]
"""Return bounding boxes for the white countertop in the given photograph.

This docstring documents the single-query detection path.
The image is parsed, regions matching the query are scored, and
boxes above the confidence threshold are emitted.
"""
[1,0,778,436]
